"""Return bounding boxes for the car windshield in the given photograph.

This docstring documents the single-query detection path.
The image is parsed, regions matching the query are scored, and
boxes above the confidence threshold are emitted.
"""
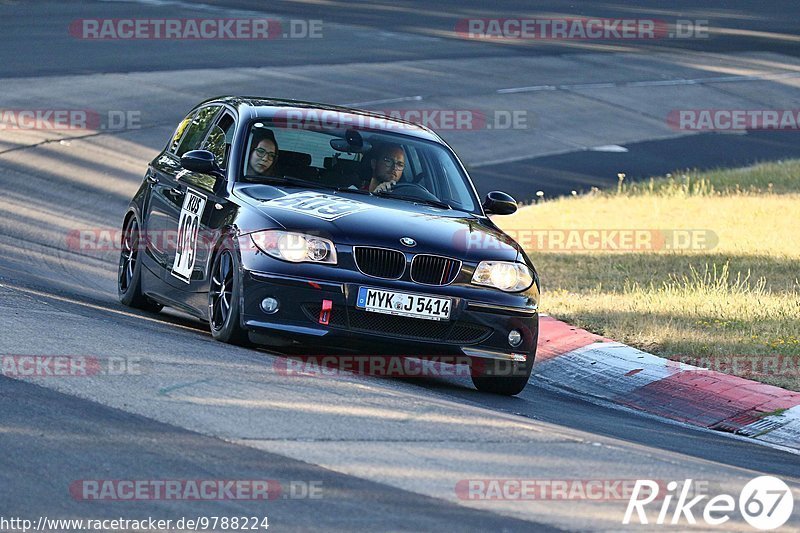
[240,116,481,213]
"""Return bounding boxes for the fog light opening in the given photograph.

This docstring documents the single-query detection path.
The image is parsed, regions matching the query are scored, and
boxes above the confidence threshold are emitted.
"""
[261,297,279,314]
[508,330,523,347]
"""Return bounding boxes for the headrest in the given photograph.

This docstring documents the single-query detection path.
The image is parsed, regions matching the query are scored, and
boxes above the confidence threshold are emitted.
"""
[278,150,312,167]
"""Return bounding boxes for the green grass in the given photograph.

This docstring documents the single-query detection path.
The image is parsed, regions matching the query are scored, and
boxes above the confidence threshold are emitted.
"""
[611,159,800,196]
[497,159,800,390]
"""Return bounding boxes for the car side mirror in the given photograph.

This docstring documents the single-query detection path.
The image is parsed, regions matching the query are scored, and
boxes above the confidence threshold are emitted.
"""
[483,191,517,215]
[181,149,222,175]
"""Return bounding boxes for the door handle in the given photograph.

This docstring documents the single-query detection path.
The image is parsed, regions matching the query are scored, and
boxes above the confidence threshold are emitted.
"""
[145,174,159,185]
[167,187,185,198]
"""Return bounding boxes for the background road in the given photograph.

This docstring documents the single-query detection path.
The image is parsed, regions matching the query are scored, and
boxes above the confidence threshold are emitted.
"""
[4,0,800,199]
[1,1,799,530]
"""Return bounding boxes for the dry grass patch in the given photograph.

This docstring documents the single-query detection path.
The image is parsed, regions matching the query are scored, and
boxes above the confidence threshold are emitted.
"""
[497,160,800,390]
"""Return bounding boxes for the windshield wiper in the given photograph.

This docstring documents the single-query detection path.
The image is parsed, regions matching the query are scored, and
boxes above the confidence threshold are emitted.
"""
[334,186,372,196]
[326,185,454,209]
[377,193,453,210]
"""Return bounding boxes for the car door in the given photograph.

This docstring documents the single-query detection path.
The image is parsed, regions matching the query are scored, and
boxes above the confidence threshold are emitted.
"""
[144,105,220,290]
[141,110,196,274]
[163,108,237,306]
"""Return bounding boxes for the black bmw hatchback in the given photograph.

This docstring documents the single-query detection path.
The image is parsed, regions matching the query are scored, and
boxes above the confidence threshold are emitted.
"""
[119,97,540,395]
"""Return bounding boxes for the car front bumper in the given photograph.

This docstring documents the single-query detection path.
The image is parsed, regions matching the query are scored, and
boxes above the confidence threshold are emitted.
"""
[239,269,538,364]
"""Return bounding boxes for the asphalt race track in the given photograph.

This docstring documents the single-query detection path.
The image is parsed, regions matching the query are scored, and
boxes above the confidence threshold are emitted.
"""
[1,1,799,531]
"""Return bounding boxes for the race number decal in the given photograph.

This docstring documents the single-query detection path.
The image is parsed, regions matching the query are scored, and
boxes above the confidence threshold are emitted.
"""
[171,188,207,283]
[265,192,374,221]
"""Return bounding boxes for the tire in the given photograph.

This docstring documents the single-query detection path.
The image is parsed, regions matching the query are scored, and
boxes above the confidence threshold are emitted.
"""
[471,358,533,396]
[208,240,250,346]
[118,214,163,312]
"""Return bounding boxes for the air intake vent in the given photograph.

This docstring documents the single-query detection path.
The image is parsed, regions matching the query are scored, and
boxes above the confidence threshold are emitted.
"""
[348,310,491,345]
[353,247,406,279]
[410,254,461,285]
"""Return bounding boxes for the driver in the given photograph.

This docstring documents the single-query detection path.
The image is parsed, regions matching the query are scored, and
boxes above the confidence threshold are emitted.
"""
[366,143,405,193]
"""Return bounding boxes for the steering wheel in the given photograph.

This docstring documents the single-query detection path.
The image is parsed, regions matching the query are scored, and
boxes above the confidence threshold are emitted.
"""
[386,182,440,202]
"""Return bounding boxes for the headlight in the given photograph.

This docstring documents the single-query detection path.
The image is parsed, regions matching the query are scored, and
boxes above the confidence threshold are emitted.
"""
[251,231,337,264]
[471,261,533,292]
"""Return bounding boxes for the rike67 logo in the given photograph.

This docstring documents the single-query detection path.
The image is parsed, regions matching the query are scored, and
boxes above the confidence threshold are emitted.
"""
[624,476,795,530]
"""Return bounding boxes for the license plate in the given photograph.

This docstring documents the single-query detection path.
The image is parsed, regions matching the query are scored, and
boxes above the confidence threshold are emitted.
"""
[356,287,451,321]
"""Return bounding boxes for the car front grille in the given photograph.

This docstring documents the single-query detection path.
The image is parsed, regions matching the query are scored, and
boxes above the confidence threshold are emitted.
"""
[302,303,491,345]
[348,310,490,344]
[410,254,461,285]
[353,247,406,279]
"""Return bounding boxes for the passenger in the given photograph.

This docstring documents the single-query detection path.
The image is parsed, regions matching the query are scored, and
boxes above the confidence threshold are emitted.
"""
[248,129,279,177]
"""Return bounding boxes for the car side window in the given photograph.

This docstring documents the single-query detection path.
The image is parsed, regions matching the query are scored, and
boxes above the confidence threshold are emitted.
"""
[406,145,422,177]
[169,112,195,154]
[202,112,236,169]
[175,106,221,157]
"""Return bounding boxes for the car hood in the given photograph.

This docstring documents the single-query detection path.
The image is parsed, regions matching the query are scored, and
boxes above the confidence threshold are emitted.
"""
[235,185,520,262]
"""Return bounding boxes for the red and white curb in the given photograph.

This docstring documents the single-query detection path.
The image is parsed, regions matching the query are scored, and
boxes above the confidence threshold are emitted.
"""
[535,315,800,452]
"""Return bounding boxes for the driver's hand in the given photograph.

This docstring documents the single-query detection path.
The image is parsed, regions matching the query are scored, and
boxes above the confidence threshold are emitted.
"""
[373,180,396,194]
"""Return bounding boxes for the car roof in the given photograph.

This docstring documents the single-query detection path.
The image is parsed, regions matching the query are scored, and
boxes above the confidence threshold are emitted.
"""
[198,96,444,143]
